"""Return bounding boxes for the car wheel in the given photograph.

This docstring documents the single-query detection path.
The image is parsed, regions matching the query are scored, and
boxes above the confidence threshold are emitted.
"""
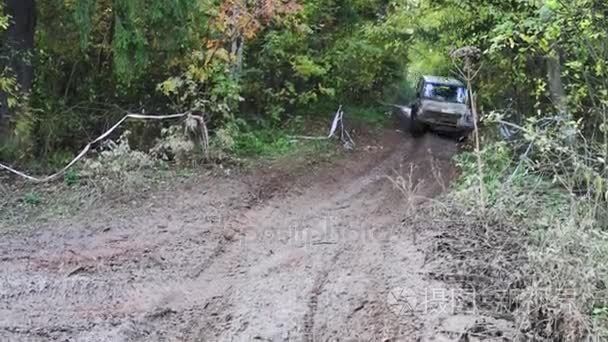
[409,107,426,137]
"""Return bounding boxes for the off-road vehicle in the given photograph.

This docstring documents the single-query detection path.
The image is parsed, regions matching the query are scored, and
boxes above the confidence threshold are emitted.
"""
[408,75,474,136]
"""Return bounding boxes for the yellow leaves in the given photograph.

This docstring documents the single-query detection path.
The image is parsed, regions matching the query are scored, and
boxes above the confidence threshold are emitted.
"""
[0,10,8,30]
[545,0,560,11]
[206,39,222,50]
[0,74,16,92]
[7,96,18,109]
[318,84,335,97]
[187,65,208,83]
[580,18,592,30]
[534,78,547,99]
[216,0,261,40]
[214,0,302,44]
[538,38,550,52]
[63,0,77,9]
[294,23,313,35]
[566,60,583,70]
[178,48,230,83]
[158,77,183,96]
[592,175,606,201]
[519,33,535,45]
[212,48,231,63]
[0,72,18,108]
[594,61,605,77]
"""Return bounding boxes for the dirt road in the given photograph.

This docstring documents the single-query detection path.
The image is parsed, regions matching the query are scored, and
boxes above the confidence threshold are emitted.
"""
[0,127,487,341]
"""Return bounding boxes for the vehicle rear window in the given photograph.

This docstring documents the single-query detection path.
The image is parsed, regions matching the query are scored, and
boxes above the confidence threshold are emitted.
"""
[422,83,467,104]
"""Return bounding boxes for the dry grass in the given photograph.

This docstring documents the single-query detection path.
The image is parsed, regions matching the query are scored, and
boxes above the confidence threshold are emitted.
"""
[400,125,608,340]
[386,164,426,217]
[411,189,608,340]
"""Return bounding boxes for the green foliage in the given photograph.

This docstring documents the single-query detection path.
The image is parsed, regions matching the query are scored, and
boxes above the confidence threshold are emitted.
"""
[8,0,606,182]
[0,3,19,117]
[158,50,241,120]
[349,106,389,127]
[234,129,295,157]
[292,55,327,80]
[73,0,95,51]
[454,141,513,203]
[68,0,199,86]
[406,41,450,84]
[211,118,328,158]
[453,136,607,339]
[0,5,8,31]
[23,192,42,206]
[240,0,414,121]
[64,169,80,186]
[1,0,425,166]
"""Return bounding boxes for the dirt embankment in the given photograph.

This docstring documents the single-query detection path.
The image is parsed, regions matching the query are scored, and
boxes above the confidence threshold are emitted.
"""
[0,125,508,341]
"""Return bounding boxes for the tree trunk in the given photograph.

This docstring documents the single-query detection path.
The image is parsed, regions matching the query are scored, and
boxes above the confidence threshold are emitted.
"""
[547,49,567,117]
[235,36,244,77]
[546,48,577,145]
[0,0,36,129]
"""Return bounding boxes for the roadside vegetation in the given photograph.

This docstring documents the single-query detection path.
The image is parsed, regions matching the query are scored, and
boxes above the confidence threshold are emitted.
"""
[1,0,608,340]
[408,1,608,339]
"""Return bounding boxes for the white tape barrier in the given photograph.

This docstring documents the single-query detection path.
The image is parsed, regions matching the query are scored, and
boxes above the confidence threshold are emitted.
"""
[0,112,195,183]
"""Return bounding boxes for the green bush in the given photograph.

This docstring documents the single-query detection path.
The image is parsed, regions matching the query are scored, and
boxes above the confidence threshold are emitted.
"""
[23,192,41,206]
[349,106,389,127]
[63,169,80,186]
[233,129,294,157]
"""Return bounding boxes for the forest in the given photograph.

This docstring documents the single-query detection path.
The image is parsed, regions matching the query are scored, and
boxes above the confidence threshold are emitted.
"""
[0,0,606,166]
[2,0,608,340]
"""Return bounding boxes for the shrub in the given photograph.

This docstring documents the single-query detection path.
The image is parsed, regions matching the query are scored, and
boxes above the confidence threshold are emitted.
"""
[423,116,608,340]
[150,125,200,166]
[80,131,159,193]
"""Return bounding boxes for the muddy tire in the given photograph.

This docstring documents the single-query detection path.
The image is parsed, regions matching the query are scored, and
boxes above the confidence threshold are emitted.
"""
[409,107,426,137]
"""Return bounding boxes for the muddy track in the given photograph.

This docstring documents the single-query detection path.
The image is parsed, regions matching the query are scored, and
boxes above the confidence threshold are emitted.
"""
[302,248,345,342]
[0,126,476,342]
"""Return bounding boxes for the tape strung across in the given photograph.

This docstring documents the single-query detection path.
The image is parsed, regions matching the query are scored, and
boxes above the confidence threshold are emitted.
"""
[0,112,194,183]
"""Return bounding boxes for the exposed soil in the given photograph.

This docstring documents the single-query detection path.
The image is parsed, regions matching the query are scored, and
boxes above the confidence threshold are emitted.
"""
[0,121,510,341]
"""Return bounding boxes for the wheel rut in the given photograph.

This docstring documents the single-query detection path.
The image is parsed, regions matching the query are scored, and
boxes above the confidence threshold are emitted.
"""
[303,249,344,342]
[0,127,463,342]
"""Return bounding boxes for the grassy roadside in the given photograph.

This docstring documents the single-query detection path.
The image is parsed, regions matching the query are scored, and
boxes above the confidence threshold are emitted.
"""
[415,136,608,340]
[1,101,394,228]
[0,117,346,228]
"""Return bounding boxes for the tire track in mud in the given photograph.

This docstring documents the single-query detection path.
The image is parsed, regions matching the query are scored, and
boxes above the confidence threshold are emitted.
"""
[0,125,462,342]
[194,133,410,341]
[180,170,345,339]
[298,133,460,341]
[155,133,408,340]
[189,159,338,280]
[302,249,344,342]
[179,131,459,341]
[167,130,405,340]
